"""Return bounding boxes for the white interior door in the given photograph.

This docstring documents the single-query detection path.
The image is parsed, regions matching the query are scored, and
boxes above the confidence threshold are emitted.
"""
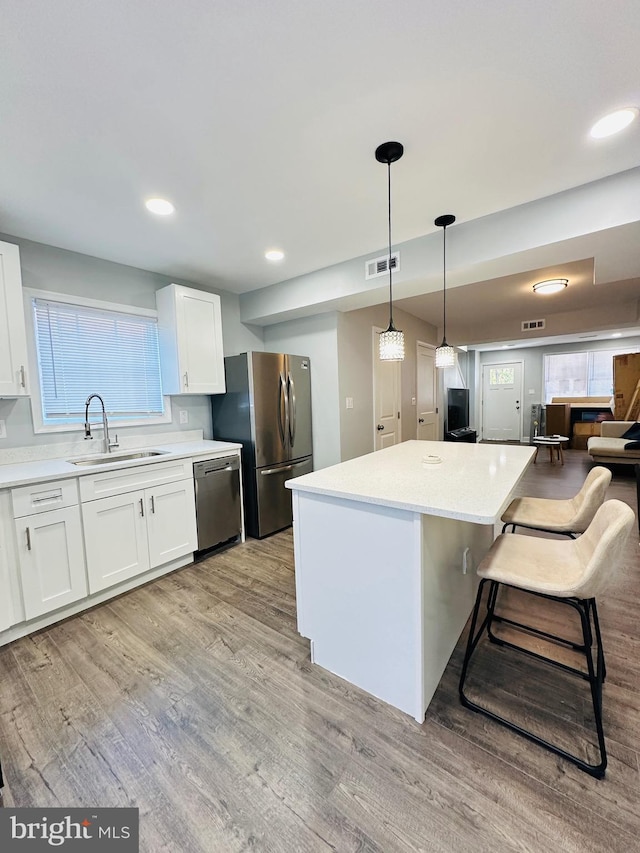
[373,327,402,450]
[481,362,523,441]
[416,343,437,440]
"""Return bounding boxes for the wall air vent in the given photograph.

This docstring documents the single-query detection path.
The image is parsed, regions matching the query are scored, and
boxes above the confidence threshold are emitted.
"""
[365,252,400,280]
[521,318,546,331]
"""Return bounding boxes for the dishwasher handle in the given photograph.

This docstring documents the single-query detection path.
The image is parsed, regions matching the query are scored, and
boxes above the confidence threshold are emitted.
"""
[193,456,240,478]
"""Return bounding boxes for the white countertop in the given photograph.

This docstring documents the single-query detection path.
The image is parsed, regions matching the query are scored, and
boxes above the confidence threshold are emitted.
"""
[0,439,242,489]
[286,439,536,524]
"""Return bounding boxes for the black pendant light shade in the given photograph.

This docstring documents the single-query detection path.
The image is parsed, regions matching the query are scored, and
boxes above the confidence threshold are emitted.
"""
[434,213,456,369]
[376,141,405,361]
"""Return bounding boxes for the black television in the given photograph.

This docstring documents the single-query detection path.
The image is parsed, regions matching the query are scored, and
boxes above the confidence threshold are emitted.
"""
[447,388,469,432]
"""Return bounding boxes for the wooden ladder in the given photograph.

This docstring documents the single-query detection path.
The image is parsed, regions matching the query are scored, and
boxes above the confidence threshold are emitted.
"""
[624,378,640,421]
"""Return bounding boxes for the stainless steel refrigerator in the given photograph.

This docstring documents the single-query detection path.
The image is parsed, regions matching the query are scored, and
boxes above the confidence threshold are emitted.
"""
[211,351,313,538]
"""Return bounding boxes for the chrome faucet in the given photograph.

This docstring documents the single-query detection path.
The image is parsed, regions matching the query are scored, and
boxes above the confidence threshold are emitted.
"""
[84,394,119,453]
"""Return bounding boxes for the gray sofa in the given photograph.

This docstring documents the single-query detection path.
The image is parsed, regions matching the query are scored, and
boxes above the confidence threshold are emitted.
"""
[587,421,640,465]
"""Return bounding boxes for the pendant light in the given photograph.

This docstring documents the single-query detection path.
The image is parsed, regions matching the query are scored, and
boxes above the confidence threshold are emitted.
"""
[376,141,405,361]
[434,213,456,369]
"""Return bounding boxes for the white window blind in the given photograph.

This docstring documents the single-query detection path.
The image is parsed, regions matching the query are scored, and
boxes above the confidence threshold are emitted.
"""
[543,347,638,403]
[33,297,165,424]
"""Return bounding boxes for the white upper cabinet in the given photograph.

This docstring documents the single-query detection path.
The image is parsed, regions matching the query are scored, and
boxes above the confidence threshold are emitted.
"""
[0,240,29,397]
[156,283,226,395]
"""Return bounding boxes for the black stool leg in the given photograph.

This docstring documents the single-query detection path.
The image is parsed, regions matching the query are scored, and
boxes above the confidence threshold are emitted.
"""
[589,599,606,682]
[459,588,608,778]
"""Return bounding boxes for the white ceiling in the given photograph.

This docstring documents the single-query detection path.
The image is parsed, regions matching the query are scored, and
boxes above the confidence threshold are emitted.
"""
[2,0,640,315]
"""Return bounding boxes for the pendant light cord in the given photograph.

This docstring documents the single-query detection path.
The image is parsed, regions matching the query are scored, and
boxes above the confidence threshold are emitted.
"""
[442,223,447,343]
[387,160,393,328]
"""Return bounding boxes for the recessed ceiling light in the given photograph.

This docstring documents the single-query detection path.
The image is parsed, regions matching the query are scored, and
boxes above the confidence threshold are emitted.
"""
[265,249,284,261]
[590,108,638,139]
[611,332,622,338]
[145,198,175,216]
[532,278,568,295]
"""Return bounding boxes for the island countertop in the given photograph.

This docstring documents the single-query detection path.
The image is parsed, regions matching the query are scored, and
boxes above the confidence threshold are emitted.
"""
[286,439,536,524]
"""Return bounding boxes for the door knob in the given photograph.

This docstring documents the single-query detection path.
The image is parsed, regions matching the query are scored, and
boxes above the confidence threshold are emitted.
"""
[418,418,424,423]
[377,424,384,431]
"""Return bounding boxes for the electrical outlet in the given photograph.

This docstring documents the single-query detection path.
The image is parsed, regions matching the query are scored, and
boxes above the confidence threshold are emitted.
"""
[0,420,6,439]
[179,410,188,424]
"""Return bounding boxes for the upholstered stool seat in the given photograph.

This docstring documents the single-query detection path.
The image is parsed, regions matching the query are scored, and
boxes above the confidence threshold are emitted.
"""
[501,466,611,536]
[459,499,635,778]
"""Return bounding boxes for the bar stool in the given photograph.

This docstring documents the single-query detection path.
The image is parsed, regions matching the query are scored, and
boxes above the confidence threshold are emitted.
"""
[501,466,611,537]
[459,499,635,778]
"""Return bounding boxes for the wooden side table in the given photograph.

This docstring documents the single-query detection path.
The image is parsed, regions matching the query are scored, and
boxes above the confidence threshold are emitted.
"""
[532,435,569,465]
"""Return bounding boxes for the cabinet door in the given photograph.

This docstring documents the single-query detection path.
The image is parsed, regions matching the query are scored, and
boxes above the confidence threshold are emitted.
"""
[177,288,225,394]
[82,490,150,593]
[146,479,197,569]
[0,538,15,631]
[15,507,87,619]
[157,284,226,395]
[0,240,29,396]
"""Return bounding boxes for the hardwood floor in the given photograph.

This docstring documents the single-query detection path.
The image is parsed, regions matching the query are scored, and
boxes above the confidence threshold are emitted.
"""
[0,449,638,851]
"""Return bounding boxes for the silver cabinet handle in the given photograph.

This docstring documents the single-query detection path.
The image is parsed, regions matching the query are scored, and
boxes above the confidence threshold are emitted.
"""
[139,498,145,517]
[183,371,189,390]
[19,365,26,388]
[150,495,155,514]
[25,527,32,551]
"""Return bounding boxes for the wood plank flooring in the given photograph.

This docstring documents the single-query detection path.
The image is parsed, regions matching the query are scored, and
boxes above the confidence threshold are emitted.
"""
[0,449,638,851]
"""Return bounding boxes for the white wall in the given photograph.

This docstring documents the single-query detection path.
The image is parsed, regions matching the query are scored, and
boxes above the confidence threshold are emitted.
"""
[0,233,265,449]
[264,313,341,471]
[338,304,438,461]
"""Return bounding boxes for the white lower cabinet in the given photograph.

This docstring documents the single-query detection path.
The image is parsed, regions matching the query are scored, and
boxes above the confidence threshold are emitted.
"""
[82,478,197,594]
[14,506,87,619]
[82,490,150,593]
[146,478,197,568]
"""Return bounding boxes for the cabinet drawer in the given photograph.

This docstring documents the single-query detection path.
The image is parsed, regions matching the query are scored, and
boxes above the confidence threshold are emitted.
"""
[79,457,194,502]
[12,478,79,517]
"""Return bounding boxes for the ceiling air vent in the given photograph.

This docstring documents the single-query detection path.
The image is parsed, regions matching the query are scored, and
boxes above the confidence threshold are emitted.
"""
[521,318,546,331]
[365,252,400,280]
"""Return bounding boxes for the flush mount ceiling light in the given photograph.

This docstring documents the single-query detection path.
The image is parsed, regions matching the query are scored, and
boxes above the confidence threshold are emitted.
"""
[145,197,175,216]
[375,141,405,361]
[532,278,568,295]
[265,249,285,261]
[590,107,638,139]
[434,214,456,369]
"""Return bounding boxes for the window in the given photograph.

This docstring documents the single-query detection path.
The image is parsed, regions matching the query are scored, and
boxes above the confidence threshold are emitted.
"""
[489,366,515,386]
[543,348,638,403]
[27,292,169,431]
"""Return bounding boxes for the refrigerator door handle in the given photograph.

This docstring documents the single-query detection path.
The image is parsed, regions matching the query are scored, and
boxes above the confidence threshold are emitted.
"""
[287,372,297,446]
[278,372,288,448]
[261,464,294,475]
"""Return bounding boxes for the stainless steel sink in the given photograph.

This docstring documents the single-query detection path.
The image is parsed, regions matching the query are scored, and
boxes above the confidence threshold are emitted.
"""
[69,450,168,467]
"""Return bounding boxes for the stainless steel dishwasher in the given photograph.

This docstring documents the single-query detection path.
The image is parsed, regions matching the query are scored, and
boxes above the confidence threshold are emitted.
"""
[193,456,242,551]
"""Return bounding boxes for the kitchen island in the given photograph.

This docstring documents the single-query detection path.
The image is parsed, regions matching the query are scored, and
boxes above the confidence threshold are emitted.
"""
[286,439,535,722]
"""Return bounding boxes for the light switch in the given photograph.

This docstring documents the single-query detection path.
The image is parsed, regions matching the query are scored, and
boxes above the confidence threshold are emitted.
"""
[345,397,354,410]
